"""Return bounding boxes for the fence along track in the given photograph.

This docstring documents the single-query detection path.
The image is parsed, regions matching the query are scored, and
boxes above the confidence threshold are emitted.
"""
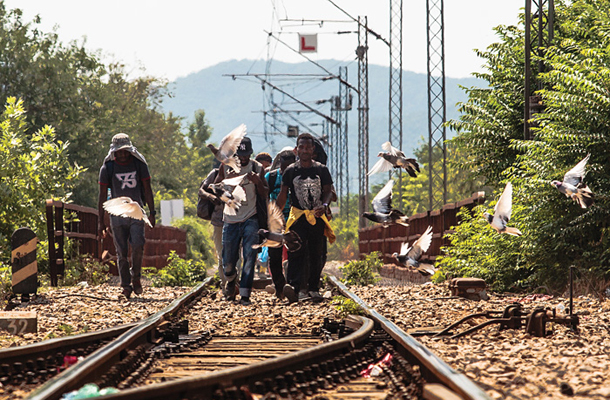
[25,279,212,400]
[329,275,492,400]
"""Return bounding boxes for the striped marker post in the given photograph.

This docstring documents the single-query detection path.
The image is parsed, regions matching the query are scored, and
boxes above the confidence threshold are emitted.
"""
[11,228,38,300]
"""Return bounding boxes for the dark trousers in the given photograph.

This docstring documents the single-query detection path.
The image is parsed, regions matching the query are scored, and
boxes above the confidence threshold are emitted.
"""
[286,216,325,293]
[110,215,145,290]
[268,246,286,293]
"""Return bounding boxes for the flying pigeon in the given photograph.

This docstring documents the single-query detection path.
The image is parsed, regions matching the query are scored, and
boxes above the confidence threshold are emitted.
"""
[392,226,436,276]
[367,141,420,177]
[483,182,522,236]
[209,175,247,216]
[551,154,594,209]
[207,124,247,173]
[103,197,152,228]
[252,202,302,252]
[362,179,409,227]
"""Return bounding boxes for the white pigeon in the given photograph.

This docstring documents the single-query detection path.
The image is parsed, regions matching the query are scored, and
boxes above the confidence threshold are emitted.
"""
[252,202,302,252]
[551,154,594,208]
[207,124,247,173]
[483,182,522,236]
[367,141,420,177]
[209,175,247,216]
[362,179,409,227]
[392,226,436,276]
[103,197,152,227]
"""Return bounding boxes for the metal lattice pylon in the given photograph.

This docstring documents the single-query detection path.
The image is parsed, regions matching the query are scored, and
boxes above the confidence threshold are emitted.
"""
[426,0,447,211]
[329,67,350,218]
[389,0,404,203]
[357,16,370,228]
[524,0,555,140]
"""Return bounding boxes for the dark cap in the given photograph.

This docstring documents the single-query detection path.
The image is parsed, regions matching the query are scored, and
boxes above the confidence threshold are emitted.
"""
[236,137,253,156]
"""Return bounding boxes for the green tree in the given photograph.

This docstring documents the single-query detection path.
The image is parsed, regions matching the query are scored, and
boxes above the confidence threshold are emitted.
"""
[438,0,610,291]
[0,97,82,261]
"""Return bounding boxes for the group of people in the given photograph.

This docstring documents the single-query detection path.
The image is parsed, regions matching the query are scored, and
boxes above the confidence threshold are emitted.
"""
[96,131,335,305]
[199,133,335,305]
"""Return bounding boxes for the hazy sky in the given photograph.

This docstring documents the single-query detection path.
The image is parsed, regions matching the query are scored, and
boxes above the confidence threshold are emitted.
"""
[4,1,525,81]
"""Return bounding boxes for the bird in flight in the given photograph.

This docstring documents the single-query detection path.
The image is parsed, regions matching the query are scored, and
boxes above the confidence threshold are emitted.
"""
[207,124,247,173]
[252,202,302,252]
[209,175,247,216]
[551,154,594,208]
[362,179,409,227]
[483,182,522,236]
[367,141,420,177]
[103,197,152,227]
[392,226,436,276]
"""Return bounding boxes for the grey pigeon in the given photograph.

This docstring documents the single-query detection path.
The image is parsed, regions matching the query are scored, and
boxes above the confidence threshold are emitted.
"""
[392,225,436,276]
[103,197,152,228]
[209,175,246,216]
[252,202,302,252]
[362,179,409,227]
[483,182,522,236]
[367,141,420,177]
[207,124,247,173]
[551,154,594,208]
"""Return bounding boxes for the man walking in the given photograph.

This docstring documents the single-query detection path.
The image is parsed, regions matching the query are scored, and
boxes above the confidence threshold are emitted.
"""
[216,137,268,305]
[98,133,156,299]
[276,133,335,303]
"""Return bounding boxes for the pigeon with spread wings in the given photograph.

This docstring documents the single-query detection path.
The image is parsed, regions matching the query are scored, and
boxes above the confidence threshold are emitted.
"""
[252,202,302,252]
[368,141,420,177]
[103,197,152,228]
[208,175,247,216]
[484,182,522,236]
[207,124,247,173]
[362,179,409,227]
[551,154,594,208]
[392,226,436,276]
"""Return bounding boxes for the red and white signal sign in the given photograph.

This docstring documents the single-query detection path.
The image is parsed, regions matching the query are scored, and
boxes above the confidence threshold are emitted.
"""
[299,34,318,53]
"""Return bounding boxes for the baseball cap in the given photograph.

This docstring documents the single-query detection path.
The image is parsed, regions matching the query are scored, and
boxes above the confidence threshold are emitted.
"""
[236,137,253,156]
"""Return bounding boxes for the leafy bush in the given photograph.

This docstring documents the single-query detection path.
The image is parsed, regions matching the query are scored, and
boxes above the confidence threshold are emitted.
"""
[145,251,206,287]
[339,252,381,286]
[331,296,366,319]
[0,262,13,308]
[170,216,215,264]
[62,255,109,286]
[0,98,81,267]
[328,194,359,261]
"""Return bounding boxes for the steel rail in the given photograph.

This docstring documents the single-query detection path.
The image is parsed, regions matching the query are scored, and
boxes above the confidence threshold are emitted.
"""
[0,322,137,366]
[329,275,492,400]
[88,316,374,400]
[26,278,213,400]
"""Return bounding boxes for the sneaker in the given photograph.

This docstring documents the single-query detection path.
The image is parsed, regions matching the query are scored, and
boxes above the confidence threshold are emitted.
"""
[121,287,132,299]
[283,284,298,304]
[298,291,311,302]
[265,284,276,295]
[224,280,237,301]
[239,297,252,306]
[133,280,143,295]
[309,291,323,302]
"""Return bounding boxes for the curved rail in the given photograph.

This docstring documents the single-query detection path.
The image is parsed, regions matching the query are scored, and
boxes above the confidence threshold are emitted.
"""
[97,316,374,400]
[329,275,492,400]
[26,278,213,400]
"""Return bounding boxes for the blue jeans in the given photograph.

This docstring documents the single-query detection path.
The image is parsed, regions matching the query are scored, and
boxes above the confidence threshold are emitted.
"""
[110,215,146,290]
[222,216,259,298]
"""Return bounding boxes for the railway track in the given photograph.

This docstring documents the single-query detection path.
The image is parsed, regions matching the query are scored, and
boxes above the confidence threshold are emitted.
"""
[0,277,490,400]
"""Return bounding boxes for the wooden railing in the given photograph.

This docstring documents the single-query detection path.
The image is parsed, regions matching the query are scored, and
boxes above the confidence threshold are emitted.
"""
[358,192,486,265]
[45,199,187,286]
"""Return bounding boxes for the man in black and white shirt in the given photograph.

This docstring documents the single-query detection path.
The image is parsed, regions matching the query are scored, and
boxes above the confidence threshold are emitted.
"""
[98,133,156,299]
[276,133,335,303]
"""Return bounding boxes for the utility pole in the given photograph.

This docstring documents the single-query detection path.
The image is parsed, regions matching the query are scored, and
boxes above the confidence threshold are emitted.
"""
[426,0,447,211]
[357,16,370,228]
[339,66,350,218]
[524,0,554,140]
[389,0,404,203]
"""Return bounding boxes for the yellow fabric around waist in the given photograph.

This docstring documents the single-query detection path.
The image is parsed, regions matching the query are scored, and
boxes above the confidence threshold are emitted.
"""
[286,207,336,244]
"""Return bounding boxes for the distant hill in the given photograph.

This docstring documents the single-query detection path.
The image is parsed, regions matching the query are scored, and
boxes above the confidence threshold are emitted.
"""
[162,59,481,186]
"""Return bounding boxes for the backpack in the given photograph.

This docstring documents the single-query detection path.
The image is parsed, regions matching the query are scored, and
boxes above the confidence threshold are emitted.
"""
[197,169,218,221]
